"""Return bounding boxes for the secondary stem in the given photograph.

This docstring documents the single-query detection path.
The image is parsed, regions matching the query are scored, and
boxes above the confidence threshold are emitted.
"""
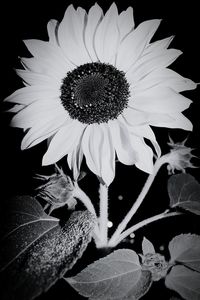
[98,183,109,247]
[109,155,169,246]
[108,210,182,247]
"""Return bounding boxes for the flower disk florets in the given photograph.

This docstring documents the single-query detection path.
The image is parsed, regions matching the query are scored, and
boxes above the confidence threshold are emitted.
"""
[60,62,130,124]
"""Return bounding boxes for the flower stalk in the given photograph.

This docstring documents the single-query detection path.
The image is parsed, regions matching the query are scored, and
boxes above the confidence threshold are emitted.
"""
[108,210,182,247]
[108,155,169,247]
[98,183,109,247]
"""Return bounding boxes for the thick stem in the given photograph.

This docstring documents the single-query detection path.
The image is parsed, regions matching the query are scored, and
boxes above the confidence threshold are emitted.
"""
[108,210,182,247]
[108,155,169,246]
[98,183,109,247]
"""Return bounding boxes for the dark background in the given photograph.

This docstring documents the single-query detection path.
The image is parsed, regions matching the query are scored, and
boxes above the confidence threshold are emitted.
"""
[1,0,200,299]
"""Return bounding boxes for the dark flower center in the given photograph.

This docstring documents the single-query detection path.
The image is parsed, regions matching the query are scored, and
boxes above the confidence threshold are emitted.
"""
[60,62,130,124]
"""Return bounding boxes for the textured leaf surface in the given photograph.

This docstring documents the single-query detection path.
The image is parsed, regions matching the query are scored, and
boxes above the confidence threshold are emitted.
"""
[142,237,155,255]
[0,195,59,271]
[66,249,142,300]
[168,174,200,215]
[122,270,152,300]
[165,265,200,300]
[0,196,95,300]
[169,234,200,272]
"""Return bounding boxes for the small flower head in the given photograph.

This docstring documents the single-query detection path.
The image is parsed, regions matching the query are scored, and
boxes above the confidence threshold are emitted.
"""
[166,137,196,174]
[35,164,77,213]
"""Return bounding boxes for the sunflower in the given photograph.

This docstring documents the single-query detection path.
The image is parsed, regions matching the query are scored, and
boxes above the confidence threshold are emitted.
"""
[6,3,196,186]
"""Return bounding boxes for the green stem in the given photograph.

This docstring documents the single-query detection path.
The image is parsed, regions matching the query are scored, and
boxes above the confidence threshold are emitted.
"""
[108,210,182,247]
[108,155,169,246]
[98,183,109,247]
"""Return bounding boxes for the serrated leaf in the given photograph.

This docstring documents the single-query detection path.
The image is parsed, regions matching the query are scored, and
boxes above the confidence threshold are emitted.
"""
[142,237,155,255]
[165,265,200,300]
[168,174,200,215]
[122,270,152,300]
[0,196,96,300]
[65,249,142,300]
[168,234,200,272]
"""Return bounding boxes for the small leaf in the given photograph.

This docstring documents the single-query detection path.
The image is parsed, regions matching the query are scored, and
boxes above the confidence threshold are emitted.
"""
[165,265,200,300]
[65,249,142,300]
[122,270,152,300]
[142,237,155,255]
[0,196,96,300]
[168,173,200,215]
[168,234,200,272]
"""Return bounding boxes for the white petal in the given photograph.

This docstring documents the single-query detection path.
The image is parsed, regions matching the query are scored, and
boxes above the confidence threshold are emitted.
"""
[47,19,59,44]
[108,120,137,165]
[23,39,73,73]
[20,57,67,80]
[122,108,175,127]
[130,87,192,113]
[42,121,85,165]
[58,5,91,65]
[21,113,68,149]
[130,136,154,173]
[84,3,103,61]
[94,3,119,64]
[126,49,182,84]
[150,112,193,131]
[7,104,25,113]
[144,36,174,55]
[118,7,134,41]
[82,124,115,186]
[116,19,161,72]
[67,142,83,181]
[16,69,59,87]
[11,98,64,128]
[132,68,197,93]
[4,85,60,105]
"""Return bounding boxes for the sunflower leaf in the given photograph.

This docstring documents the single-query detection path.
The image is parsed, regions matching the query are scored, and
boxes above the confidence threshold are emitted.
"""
[168,234,200,272]
[121,270,152,300]
[0,196,96,300]
[142,237,155,255]
[65,249,143,300]
[165,265,200,300]
[168,173,200,215]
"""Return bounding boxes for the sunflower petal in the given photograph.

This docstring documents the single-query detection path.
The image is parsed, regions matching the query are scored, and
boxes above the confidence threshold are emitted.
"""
[94,3,119,64]
[82,124,115,186]
[132,68,197,93]
[128,124,161,157]
[21,113,68,149]
[116,19,161,71]
[58,5,91,65]
[150,112,193,131]
[4,86,60,105]
[130,87,192,113]
[67,142,84,181]
[130,136,154,173]
[118,7,134,41]
[11,98,64,128]
[47,19,59,44]
[109,120,137,165]
[84,3,103,61]
[42,121,85,165]
[126,49,182,83]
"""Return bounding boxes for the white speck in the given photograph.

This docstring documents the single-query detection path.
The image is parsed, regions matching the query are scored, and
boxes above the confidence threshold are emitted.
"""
[107,221,113,228]
[118,195,123,200]
[130,233,135,238]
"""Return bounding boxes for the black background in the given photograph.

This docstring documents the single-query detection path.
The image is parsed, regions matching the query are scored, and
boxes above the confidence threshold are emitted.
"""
[1,0,200,299]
